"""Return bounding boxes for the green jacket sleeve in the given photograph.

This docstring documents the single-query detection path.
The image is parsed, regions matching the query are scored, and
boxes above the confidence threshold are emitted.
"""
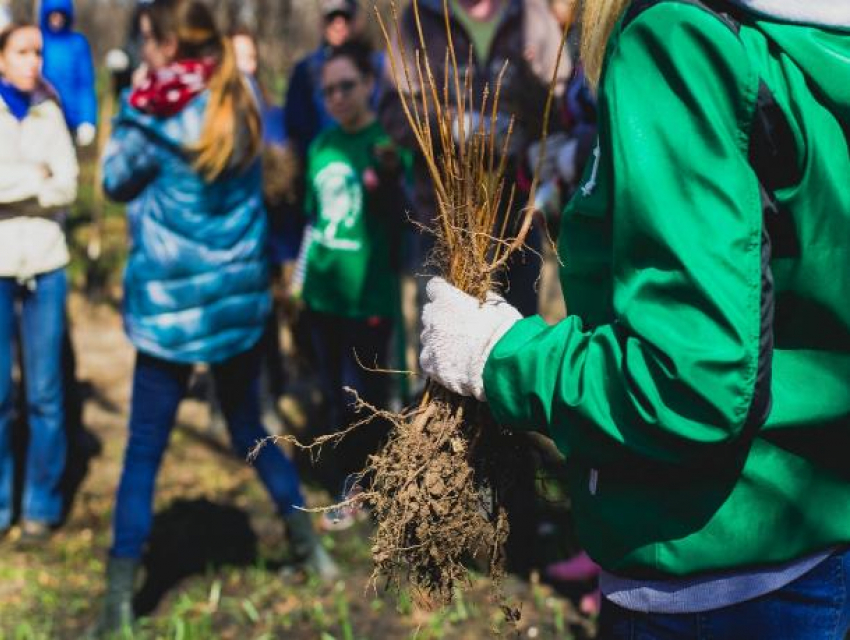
[483,4,768,467]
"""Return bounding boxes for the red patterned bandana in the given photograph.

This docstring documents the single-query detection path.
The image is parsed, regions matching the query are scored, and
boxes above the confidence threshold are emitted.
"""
[129,58,217,117]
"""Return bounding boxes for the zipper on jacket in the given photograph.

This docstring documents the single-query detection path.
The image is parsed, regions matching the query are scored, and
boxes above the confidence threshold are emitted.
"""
[581,142,601,197]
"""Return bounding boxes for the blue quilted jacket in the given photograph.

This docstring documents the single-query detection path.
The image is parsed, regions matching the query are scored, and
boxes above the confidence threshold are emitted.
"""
[103,92,270,364]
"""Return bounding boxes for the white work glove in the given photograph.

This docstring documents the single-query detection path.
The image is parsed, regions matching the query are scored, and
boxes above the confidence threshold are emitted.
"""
[76,123,96,147]
[420,277,522,402]
[105,48,130,73]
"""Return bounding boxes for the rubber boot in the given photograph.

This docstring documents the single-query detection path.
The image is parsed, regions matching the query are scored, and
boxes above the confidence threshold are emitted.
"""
[89,557,137,637]
[283,510,340,583]
[546,550,601,583]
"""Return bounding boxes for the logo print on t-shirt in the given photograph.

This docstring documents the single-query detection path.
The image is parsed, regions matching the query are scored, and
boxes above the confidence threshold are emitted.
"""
[314,161,363,251]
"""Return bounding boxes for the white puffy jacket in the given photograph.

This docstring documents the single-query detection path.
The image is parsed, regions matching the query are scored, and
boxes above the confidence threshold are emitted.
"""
[0,87,78,280]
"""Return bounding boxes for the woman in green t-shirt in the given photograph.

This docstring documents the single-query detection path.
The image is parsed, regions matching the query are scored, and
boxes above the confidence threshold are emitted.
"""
[302,42,407,528]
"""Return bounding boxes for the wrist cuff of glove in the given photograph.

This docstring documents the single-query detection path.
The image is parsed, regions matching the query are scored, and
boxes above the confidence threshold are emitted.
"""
[475,314,521,402]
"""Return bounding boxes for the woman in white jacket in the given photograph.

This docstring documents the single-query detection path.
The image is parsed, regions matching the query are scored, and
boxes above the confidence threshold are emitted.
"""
[0,22,78,544]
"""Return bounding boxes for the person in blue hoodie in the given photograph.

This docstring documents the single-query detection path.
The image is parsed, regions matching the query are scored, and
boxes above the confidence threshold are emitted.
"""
[93,0,338,633]
[39,0,97,145]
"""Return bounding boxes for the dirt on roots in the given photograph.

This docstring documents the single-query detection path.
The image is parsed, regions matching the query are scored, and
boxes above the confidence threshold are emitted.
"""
[363,390,527,610]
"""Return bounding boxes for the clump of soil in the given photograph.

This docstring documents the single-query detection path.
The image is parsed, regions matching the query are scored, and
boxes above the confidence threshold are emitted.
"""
[363,390,523,605]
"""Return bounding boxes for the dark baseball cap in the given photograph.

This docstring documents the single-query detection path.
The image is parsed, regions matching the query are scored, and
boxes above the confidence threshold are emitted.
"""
[320,0,358,18]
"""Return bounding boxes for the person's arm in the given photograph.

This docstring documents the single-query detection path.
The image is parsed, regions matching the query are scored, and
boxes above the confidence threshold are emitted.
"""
[102,115,159,203]
[38,107,79,208]
[284,60,316,160]
[0,103,78,206]
[482,4,768,468]
[74,35,98,137]
[0,162,50,204]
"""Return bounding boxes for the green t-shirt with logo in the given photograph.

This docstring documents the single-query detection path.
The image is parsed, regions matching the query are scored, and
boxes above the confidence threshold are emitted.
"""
[303,120,403,320]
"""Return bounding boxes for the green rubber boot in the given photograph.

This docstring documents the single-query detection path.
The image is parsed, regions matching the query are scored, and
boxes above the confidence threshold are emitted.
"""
[283,510,340,583]
[89,557,137,638]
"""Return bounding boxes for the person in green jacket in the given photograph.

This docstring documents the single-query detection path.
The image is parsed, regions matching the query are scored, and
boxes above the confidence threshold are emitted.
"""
[419,0,850,635]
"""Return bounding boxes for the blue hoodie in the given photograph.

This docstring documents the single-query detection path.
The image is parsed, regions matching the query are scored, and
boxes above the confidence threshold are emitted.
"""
[40,0,97,131]
[102,92,271,364]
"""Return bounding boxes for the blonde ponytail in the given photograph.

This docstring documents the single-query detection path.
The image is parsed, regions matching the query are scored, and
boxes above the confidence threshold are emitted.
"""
[193,37,262,181]
[142,0,263,182]
[580,0,630,89]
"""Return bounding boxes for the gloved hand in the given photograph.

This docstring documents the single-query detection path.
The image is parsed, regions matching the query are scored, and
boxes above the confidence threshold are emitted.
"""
[105,48,130,73]
[76,123,96,147]
[420,277,522,401]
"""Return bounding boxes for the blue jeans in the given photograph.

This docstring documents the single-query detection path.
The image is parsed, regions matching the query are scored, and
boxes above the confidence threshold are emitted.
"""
[600,548,850,640]
[110,348,305,560]
[0,270,68,529]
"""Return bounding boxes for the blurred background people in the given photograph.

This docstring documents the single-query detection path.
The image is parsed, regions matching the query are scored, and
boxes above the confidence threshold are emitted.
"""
[284,0,385,163]
[39,0,97,146]
[281,0,392,428]
[35,0,105,531]
[528,0,596,226]
[231,25,303,430]
[0,21,78,546]
[104,1,148,98]
[94,0,338,633]
[301,41,409,530]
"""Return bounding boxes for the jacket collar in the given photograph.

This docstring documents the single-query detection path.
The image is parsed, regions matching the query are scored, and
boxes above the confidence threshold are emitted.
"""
[0,82,57,117]
[727,0,850,28]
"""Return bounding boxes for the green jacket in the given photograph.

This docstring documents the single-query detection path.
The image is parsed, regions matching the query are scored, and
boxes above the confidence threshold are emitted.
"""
[483,2,850,578]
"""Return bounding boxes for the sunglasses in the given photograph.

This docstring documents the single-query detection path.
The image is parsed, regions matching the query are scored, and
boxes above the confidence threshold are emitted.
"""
[322,78,359,99]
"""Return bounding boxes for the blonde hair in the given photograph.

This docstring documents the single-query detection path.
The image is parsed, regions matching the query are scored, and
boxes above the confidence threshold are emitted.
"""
[580,0,630,89]
[142,0,261,181]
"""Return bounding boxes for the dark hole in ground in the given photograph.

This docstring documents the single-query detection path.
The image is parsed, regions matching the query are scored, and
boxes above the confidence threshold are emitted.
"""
[135,498,261,616]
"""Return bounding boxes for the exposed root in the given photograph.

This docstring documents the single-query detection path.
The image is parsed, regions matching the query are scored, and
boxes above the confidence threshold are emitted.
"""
[363,387,523,605]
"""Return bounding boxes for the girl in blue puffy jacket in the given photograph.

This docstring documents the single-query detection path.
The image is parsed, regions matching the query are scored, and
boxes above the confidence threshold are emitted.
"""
[94,0,337,633]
